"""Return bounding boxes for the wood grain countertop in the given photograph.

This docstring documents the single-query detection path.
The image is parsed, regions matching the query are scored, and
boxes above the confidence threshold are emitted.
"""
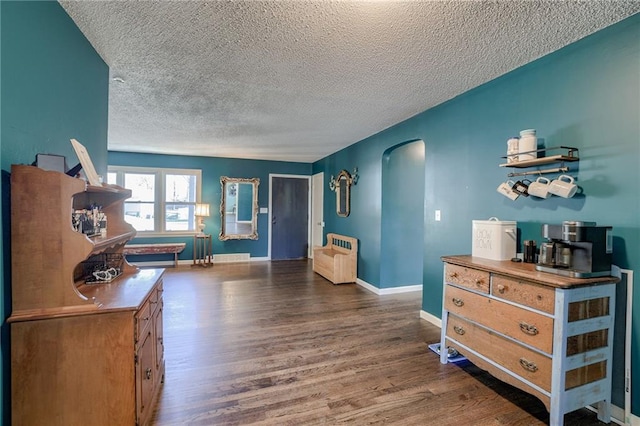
[441,255,619,289]
[9,268,165,322]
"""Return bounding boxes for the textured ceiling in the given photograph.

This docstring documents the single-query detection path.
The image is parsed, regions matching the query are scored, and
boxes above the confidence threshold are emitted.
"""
[59,1,640,163]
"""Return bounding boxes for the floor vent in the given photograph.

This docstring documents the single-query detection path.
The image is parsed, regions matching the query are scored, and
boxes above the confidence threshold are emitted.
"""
[213,253,250,263]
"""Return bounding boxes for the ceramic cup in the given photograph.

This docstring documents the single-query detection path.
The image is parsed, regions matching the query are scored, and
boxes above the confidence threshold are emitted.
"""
[528,176,552,199]
[548,174,577,198]
[511,179,531,197]
[497,180,519,200]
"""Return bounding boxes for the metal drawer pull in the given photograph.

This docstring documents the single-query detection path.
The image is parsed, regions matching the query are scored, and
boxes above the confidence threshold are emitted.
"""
[519,358,538,372]
[452,298,464,307]
[449,272,459,279]
[453,325,465,335]
[519,322,539,336]
[475,279,484,286]
[497,284,506,294]
[145,368,152,380]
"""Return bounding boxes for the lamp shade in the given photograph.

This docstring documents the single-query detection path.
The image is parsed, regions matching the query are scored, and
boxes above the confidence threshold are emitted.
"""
[195,203,210,217]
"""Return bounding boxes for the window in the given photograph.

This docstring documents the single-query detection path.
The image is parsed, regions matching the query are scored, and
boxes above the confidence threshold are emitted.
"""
[107,166,202,235]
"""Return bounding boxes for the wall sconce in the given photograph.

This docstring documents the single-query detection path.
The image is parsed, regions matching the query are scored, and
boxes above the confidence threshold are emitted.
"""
[329,167,358,192]
[195,203,210,235]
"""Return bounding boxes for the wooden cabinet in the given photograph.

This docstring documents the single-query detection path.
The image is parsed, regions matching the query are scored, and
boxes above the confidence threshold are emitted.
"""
[9,165,165,426]
[440,255,618,426]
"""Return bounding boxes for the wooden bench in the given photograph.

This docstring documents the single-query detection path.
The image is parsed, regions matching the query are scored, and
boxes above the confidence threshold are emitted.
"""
[123,243,186,267]
[312,233,358,284]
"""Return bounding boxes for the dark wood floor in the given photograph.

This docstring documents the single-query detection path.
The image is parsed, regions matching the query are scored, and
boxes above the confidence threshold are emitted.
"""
[150,260,609,425]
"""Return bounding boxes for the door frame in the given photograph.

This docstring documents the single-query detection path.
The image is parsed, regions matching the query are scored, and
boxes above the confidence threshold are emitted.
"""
[268,174,312,260]
[310,172,324,259]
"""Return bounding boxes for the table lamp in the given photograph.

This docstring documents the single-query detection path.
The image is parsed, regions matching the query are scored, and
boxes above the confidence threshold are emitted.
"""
[195,203,210,235]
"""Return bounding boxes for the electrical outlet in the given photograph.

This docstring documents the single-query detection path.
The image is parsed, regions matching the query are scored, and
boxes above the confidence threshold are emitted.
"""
[435,210,441,221]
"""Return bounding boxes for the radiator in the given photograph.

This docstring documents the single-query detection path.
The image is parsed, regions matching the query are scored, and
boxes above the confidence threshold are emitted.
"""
[212,253,250,263]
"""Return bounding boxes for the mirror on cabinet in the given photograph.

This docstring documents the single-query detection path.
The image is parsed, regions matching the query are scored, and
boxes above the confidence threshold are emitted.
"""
[219,176,259,240]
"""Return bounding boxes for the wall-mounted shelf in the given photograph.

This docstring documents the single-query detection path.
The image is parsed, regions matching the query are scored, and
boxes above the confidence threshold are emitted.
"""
[499,146,579,178]
[499,146,579,168]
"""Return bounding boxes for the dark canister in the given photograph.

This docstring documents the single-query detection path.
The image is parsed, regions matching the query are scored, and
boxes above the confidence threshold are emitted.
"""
[523,240,537,263]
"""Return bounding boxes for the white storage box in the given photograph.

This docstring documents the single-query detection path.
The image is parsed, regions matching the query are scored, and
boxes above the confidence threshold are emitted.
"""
[472,218,517,260]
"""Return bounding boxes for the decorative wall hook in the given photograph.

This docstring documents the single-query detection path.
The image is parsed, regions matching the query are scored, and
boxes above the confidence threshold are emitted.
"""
[329,167,358,192]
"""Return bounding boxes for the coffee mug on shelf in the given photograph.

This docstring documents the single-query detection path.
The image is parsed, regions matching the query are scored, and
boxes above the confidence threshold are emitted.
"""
[548,174,578,198]
[528,176,552,199]
[511,179,531,197]
[497,180,519,200]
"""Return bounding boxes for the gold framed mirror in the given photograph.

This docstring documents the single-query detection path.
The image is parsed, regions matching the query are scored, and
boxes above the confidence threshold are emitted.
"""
[335,170,353,217]
[219,176,259,240]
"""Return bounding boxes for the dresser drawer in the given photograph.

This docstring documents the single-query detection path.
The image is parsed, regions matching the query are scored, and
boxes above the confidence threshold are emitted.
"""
[135,299,152,344]
[444,264,490,294]
[445,284,554,354]
[446,314,552,392]
[492,275,555,314]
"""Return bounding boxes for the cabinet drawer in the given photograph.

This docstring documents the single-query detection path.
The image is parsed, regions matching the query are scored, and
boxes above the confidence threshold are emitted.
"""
[444,264,490,294]
[492,275,555,314]
[135,299,152,343]
[445,284,553,354]
[446,314,552,392]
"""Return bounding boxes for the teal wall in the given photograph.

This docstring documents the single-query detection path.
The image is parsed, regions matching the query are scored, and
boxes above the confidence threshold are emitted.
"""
[0,2,110,424]
[1,2,109,174]
[313,15,639,414]
[108,151,311,259]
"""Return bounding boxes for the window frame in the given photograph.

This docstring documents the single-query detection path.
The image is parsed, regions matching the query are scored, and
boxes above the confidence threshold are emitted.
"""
[107,165,203,237]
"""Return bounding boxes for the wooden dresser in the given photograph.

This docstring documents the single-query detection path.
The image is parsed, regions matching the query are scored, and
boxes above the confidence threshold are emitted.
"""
[440,255,618,426]
[9,165,165,426]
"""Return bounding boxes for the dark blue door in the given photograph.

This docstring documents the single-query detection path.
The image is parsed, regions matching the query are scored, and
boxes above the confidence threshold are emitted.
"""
[271,177,309,260]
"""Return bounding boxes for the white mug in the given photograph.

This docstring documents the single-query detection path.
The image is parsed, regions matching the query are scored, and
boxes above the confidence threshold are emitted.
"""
[497,180,519,200]
[548,174,577,198]
[528,176,552,199]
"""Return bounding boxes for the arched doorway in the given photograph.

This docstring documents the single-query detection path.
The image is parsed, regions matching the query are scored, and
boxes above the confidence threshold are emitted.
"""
[380,140,425,288]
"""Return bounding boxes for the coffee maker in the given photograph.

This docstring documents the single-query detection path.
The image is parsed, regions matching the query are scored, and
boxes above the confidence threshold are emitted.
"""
[535,221,613,278]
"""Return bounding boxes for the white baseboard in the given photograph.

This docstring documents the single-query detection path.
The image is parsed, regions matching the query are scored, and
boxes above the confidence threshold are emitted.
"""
[132,256,270,268]
[420,310,442,328]
[585,403,628,425]
[355,279,422,295]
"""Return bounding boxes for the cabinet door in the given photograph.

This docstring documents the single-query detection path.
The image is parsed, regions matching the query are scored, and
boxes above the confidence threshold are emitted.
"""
[154,299,165,377]
[136,329,155,425]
